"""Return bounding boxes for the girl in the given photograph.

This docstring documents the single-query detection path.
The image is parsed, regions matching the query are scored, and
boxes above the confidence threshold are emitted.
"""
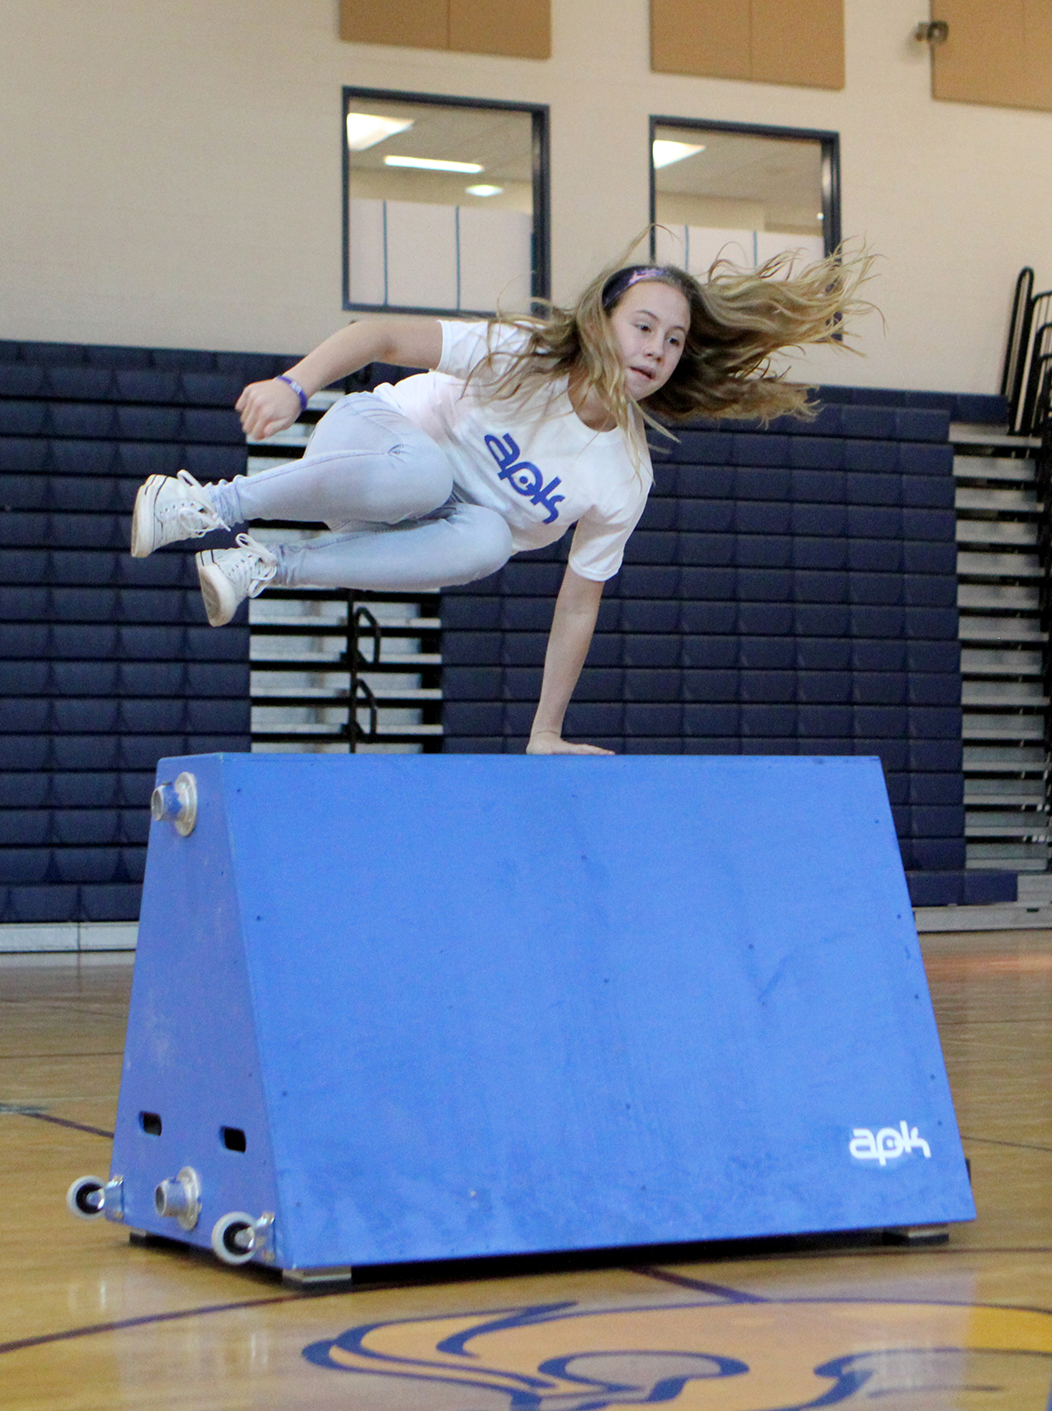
[130,249,870,755]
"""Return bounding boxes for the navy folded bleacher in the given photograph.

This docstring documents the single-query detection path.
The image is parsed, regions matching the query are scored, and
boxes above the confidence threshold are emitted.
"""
[0,340,1016,919]
[440,383,1015,910]
[0,337,305,924]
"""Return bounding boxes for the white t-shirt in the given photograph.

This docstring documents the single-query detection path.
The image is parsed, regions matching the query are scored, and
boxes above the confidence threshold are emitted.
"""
[370,321,652,581]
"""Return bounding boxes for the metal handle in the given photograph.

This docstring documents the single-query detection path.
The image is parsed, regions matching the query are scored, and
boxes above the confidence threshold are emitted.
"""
[914,20,949,44]
[154,1166,202,1231]
[151,771,198,836]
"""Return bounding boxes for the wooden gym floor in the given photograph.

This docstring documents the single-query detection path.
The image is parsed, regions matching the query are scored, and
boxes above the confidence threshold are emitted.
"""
[3,930,1052,1411]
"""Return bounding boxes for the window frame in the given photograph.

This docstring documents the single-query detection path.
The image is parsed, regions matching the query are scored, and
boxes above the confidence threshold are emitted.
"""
[648,114,841,262]
[342,85,550,316]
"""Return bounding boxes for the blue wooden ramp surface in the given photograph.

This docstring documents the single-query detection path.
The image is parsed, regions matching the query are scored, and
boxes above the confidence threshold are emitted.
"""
[109,754,974,1275]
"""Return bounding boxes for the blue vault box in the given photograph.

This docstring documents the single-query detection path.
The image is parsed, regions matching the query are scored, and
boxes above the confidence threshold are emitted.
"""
[106,753,974,1278]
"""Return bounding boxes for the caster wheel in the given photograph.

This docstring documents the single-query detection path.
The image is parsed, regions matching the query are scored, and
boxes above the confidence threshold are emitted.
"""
[211,1211,258,1265]
[66,1176,106,1220]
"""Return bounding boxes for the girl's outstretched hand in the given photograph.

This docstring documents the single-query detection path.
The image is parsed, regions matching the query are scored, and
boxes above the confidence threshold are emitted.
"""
[236,379,304,441]
[527,731,614,756]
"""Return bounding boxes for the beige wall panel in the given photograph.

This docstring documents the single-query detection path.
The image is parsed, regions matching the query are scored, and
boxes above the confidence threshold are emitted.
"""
[450,0,550,58]
[1022,0,1052,110]
[650,0,751,79]
[931,0,1027,107]
[751,0,844,89]
[339,0,448,50]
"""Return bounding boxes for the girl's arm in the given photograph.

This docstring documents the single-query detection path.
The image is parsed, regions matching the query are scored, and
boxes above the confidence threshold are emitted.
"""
[527,566,612,756]
[236,317,445,440]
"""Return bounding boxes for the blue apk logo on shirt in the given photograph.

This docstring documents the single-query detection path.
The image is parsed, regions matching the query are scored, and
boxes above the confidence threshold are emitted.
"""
[485,433,565,524]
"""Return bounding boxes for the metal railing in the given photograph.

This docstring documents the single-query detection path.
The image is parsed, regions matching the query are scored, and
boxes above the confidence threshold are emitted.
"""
[1002,267,1052,435]
[250,586,442,751]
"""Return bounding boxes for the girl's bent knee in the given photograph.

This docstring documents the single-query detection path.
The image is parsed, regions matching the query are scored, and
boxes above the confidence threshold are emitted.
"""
[453,508,514,583]
[404,445,455,514]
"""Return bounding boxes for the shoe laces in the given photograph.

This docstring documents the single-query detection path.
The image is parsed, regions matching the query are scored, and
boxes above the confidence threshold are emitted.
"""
[229,534,278,599]
[162,469,225,535]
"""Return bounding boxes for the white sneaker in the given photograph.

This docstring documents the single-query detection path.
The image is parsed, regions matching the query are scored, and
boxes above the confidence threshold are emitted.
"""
[195,534,278,627]
[131,469,228,558]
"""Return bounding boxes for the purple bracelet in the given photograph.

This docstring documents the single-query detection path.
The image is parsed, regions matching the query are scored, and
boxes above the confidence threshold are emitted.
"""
[276,374,308,412]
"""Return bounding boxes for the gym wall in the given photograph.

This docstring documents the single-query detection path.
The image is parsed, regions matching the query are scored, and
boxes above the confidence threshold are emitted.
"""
[1,0,1051,394]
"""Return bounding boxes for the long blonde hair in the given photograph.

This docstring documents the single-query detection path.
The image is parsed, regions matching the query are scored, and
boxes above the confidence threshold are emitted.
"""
[470,242,876,441]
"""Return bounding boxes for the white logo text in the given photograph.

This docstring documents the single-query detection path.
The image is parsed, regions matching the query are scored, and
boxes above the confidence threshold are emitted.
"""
[850,1121,932,1166]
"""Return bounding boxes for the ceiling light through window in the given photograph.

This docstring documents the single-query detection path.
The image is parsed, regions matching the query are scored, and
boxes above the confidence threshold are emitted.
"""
[384,155,484,173]
[652,140,705,169]
[346,113,414,151]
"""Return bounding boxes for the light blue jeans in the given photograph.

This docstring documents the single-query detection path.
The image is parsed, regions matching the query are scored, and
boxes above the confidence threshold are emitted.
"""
[210,394,514,591]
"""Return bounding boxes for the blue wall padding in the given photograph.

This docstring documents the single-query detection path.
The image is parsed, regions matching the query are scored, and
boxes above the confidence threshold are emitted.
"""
[0,337,290,921]
[439,386,1016,907]
[111,752,974,1275]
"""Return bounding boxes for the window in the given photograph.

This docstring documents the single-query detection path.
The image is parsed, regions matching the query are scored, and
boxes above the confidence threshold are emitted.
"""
[649,117,839,274]
[343,88,549,316]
